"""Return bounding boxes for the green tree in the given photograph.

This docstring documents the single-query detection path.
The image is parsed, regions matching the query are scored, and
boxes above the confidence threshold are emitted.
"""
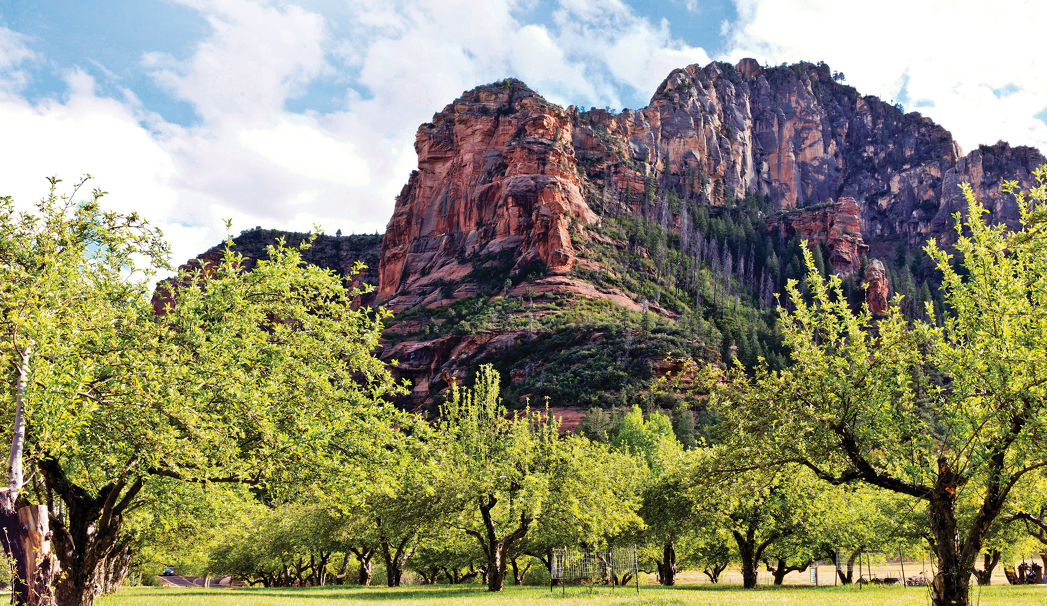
[516,435,643,583]
[690,458,821,589]
[0,177,167,605]
[0,178,408,605]
[208,503,345,587]
[635,445,692,586]
[436,366,642,591]
[713,168,1047,606]
[611,405,676,468]
[435,365,557,592]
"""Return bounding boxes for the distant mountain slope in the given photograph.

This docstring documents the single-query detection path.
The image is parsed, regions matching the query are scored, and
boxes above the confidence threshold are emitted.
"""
[174,59,1044,416]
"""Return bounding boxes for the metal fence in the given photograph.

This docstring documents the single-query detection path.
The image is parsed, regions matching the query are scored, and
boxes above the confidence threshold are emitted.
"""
[550,545,638,594]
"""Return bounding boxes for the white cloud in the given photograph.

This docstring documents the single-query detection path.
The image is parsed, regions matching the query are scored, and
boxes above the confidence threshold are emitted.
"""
[0,68,200,265]
[0,25,36,95]
[144,0,330,121]
[237,118,370,186]
[722,0,1047,155]
[1,0,718,274]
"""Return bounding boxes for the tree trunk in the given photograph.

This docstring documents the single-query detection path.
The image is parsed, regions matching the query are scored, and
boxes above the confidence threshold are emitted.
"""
[1,348,59,606]
[764,557,812,585]
[834,549,860,585]
[974,550,1000,585]
[352,549,374,586]
[465,494,532,592]
[927,459,976,606]
[703,561,727,583]
[380,537,413,587]
[732,529,758,589]
[102,544,133,594]
[39,457,143,606]
[660,541,676,586]
[509,555,530,585]
[334,553,350,584]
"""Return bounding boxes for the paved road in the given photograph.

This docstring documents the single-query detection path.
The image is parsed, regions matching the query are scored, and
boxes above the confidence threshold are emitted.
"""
[158,575,207,588]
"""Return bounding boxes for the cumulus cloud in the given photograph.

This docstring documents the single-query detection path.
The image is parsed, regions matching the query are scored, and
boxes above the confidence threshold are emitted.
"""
[0,67,204,258]
[722,0,1047,155]
[0,0,715,272]
[0,25,36,95]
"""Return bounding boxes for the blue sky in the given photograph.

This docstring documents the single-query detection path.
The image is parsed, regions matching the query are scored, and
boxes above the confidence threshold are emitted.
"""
[0,0,1045,269]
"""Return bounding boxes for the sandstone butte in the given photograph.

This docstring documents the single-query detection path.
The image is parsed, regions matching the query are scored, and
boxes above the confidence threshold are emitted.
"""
[168,58,1044,407]
[379,58,1042,311]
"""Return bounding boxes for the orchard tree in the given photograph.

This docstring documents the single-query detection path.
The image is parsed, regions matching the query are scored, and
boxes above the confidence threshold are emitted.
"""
[518,434,643,584]
[630,425,688,586]
[691,458,821,589]
[808,483,922,584]
[0,178,408,606]
[408,525,487,585]
[435,365,558,591]
[713,170,1047,606]
[436,365,642,592]
[208,503,345,587]
[0,177,167,605]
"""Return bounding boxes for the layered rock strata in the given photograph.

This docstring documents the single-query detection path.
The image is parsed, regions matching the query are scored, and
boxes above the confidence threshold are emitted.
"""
[379,80,599,308]
[766,196,868,276]
[379,60,1043,306]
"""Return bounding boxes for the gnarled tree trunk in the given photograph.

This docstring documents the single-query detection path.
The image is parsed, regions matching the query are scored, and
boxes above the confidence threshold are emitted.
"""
[703,561,727,583]
[348,547,375,586]
[380,535,414,587]
[834,549,860,585]
[509,554,531,585]
[974,550,1000,585]
[731,523,779,590]
[1,347,59,606]
[39,457,143,606]
[465,494,531,592]
[763,557,812,585]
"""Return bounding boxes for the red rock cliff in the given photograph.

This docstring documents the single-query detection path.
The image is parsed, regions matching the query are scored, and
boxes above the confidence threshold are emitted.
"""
[379,60,1043,305]
[766,196,868,276]
[379,80,598,308]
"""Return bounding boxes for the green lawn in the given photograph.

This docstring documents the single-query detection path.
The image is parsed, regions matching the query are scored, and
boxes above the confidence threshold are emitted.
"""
[96,584,1047,606]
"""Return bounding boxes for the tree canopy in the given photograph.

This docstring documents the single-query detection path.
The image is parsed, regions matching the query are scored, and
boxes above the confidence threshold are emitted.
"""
[0,177,409,605]
[712,168,1047,606]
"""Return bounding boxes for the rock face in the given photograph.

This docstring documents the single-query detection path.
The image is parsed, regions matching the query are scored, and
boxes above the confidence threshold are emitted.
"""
[379,60,1043,305]
[864,259,890,315]
[767,196,868,276]
[173,59,1047,411]
[571,59,1042,245]
[379,80,599,308]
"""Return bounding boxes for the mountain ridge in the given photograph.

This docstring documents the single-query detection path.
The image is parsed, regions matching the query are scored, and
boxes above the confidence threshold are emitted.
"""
[172,58,1044,411]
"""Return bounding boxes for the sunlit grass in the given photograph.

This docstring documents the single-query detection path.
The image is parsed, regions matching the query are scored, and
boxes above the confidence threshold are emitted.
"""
[96,583,1047,606]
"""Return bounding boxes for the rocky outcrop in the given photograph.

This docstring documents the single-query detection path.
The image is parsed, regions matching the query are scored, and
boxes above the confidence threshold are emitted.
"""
[380,330,531,402]
[379,60,1043,307]
[172,59,1047,411]
[570,59,1043,249]
[864,259,889,315]
[767,196,868,276]
[379,80,599,309]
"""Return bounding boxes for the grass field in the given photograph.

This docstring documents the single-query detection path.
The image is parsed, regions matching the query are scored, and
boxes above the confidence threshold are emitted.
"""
[95,584,1047,606]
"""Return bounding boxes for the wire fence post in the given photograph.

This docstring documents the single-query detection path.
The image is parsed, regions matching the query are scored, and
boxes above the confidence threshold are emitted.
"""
[634,544,639,594]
